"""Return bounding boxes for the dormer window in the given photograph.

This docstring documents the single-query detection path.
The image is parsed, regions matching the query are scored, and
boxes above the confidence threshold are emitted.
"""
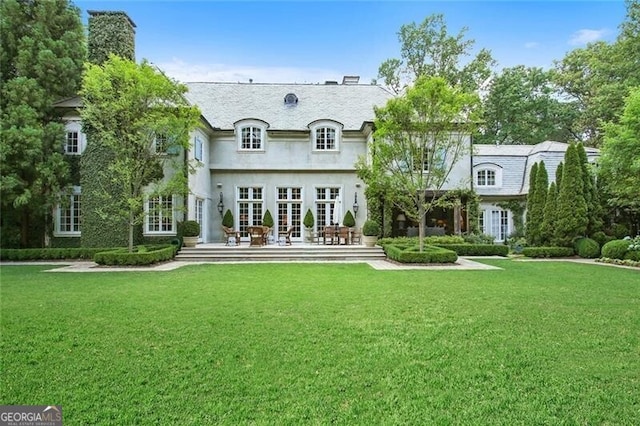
[475,164,502,188]
[284,93,298,106]
[309,120,342,151]
[235,119,268,151]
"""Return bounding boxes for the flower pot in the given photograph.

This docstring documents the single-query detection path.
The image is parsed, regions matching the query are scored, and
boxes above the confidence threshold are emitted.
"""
[183,236,198,247]
[362,235,378,247]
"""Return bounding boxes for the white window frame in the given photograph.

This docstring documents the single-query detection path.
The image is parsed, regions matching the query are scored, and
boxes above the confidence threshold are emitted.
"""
[479,206,510,242]
[475,164,502,188]
[54,186,82,236]
[235,119,268,151]
[310,120,342,152]
[63,120,86,155]
[194,136,203,162]
[195,197,204,242]
[145,195,176,235]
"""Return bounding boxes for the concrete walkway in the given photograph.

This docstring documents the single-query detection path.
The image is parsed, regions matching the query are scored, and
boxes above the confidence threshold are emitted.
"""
[0,257,503,272]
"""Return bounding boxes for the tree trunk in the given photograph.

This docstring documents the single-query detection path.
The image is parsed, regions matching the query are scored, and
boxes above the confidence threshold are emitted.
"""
[418,200,425,252]
[128,210,135,253]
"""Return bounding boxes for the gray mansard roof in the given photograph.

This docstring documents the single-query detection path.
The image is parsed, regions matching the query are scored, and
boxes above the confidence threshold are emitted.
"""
[184,82,394,131]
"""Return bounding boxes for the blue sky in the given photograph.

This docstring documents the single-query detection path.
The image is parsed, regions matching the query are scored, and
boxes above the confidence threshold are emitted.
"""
[74,1,627,84]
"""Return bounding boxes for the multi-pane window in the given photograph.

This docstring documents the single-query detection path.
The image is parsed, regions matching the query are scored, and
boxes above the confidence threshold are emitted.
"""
[155,134,169,153]
[480,209,509,242]
[147,196,174,233]
[277,187,302,239]
[315,187,340,228]
[65,131,80,154]
[315,127,336,150]
[56,190,81,235]
[476,169,497,186]
[241,127,263,150]
[238,187,263,236]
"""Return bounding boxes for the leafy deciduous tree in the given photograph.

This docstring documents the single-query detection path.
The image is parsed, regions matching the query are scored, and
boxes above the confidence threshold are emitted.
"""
[80,54,202,252]
[356,76,480,252]
[377,14,495,94]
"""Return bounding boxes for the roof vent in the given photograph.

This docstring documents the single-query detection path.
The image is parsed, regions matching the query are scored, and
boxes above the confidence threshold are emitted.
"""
[284,93,298,106]
[342,75,360,85]
[324,80,338,85]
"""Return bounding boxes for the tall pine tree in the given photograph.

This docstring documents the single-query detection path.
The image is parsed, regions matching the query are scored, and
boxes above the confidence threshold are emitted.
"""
[0,0,85,247]
[554,144,588,246]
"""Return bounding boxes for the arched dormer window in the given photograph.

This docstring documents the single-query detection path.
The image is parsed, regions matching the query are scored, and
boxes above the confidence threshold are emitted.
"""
[309,120,342,151]
[235,119,269,151]
[475,163,503,188]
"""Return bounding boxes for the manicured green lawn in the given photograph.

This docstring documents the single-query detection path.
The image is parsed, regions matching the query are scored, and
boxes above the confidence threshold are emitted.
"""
[1,261,639,424]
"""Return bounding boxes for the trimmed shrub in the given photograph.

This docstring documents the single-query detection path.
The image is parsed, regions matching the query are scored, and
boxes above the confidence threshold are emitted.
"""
[522,247,575,258]
[574,237,600,258]
[93,245,176,266]
[463,233,495,244]
[343,210,356,228]
[591,231,615,247]
[601,239,631,260]
[262,210,274,228]
[426,235,465,244]
[303,209,314,229]
[222,209,234,228]
[182,220,200,237]
[0,247,118,261]
[434,244,509,256]
[363,220,380,236]
[384,244,457,264]
[625,251,640,261]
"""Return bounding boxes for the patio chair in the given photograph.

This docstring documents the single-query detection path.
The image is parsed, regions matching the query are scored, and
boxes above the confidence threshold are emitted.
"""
[222,226,240,246]
[247,226,265,247]
[278,226,294,246]
[350,228,362,245]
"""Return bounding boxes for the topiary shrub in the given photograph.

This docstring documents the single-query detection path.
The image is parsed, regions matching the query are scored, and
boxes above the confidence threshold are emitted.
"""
[363,219,380,236]
[222,209,234,228]
[303,209,314,229]
[601,239,631,260]
[343,210,356,228]
[182,220,200,237]
[574,237,600,258]
[262,210,274,228]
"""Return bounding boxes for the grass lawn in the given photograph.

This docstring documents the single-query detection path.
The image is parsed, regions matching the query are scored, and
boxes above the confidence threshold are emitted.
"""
[1,260,639,424]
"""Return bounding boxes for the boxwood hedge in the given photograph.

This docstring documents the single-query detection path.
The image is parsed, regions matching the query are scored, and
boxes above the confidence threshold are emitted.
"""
[94,245,177,266]
[433,244,509,256]
[0,247,115,261]
[384,244,458,264]
[521,247,575,258]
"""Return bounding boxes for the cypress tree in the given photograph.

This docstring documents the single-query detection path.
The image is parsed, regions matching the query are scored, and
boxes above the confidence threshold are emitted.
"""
[554,144,588,246]
[576,143,603,235]
[529,161,548,246]
[524,162,538,244]
[555,161,563,190]
[540,181,557,246]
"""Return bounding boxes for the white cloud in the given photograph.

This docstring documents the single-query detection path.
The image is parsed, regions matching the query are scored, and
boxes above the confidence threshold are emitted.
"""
[568,29,610,46]
[154,58,351,84]
[524,42,540,49]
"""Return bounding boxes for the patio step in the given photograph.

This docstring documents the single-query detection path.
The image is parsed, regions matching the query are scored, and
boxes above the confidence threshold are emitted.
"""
[175,244,386,262]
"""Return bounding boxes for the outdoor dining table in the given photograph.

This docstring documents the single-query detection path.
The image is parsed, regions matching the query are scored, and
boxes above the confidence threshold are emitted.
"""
[323,226,350,245]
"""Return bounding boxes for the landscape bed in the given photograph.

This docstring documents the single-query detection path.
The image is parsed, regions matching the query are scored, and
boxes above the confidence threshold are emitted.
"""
[1,260,639,424]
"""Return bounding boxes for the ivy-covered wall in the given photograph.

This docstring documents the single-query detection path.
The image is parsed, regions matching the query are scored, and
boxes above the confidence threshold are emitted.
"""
[87,11,135,65]
[81,11,137,247]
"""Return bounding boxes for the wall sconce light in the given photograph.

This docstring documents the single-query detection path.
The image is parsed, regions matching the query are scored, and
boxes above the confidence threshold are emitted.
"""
[353,193,359,216]
[217,192,224,216]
